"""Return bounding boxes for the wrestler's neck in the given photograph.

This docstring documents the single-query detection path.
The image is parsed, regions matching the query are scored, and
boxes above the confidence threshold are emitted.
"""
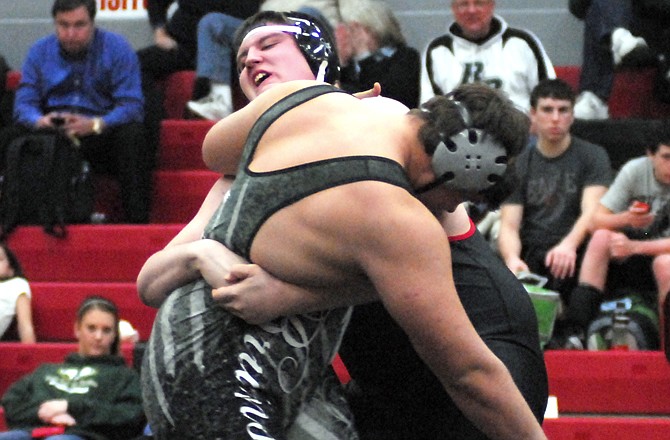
[404,117,437,189]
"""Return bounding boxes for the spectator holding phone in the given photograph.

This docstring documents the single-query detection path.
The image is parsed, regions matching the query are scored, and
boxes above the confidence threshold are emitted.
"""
[561,135,670,348]
[0,0,149,223]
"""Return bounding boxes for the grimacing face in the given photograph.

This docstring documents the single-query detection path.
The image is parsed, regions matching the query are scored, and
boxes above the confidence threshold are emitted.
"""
[55,5,95,56]
[236,26,315,101]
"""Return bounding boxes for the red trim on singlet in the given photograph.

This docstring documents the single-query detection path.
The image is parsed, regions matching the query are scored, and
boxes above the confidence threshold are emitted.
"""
[448,217,476,243]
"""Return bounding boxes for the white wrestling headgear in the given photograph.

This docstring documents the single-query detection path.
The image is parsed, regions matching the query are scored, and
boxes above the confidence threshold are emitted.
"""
[419,98,508,193]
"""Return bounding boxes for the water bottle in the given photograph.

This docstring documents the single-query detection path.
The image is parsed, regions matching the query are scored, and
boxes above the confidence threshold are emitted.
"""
[610,301,634,350]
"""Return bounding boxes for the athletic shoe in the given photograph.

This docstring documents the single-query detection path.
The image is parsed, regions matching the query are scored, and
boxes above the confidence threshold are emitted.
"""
[611,28,648,66]
[563,333,585,350]
[187,84,233,120]
[574,90,609,120]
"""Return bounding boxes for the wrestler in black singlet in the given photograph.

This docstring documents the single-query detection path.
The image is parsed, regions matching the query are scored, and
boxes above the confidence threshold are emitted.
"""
[339,221,548,440]
[142,85,414,439]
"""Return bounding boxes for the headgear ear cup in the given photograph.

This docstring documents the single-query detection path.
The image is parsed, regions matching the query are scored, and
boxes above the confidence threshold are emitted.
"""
[286,12,340,84]
[428,99,508,193]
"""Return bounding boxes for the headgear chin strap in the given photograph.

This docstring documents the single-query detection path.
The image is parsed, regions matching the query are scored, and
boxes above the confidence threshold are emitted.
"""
[420,99,508,194]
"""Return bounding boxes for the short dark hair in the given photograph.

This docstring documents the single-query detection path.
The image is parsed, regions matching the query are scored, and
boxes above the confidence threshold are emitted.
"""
[649,127,670,154]
[530,78,576,109]
[52,0,96,20]
[410,83,530,207]
[77,295,120,355]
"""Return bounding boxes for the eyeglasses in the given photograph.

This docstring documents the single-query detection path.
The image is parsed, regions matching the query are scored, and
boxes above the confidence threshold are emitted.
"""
[452,0,493,11]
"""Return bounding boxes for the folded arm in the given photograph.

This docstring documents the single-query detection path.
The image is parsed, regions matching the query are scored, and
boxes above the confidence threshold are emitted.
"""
[213,264,377,324]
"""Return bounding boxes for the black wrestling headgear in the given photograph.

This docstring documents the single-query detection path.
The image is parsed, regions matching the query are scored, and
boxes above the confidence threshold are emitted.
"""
[236,10,340,84]
[284,11,340,84]
[420,99,508,193]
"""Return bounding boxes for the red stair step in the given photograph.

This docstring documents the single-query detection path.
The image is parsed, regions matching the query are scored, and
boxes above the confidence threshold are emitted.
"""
[7,224,180,282]
[30,282,157,342]
[158,119,215,170]
[543,416,670,440]
[150,170,220,223]
[545,350,670,414]
[161,70,196,119]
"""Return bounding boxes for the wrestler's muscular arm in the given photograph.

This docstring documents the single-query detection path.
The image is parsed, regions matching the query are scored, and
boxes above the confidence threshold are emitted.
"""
[349,185,546,440]
[137,177,245,307]
[139,83,320,308]
[137,175,377,312]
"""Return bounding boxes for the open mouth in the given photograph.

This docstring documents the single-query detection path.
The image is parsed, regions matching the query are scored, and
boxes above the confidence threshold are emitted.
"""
[255,72,269,86]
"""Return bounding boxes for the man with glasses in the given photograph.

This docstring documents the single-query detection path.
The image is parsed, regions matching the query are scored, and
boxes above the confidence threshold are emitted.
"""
[420,0,555,114]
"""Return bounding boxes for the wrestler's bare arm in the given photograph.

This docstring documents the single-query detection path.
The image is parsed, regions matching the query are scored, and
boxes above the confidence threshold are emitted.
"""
[347,186,546,440]
[136,176,245,307]
[211,206,474,324]
[213,265,377,324]
[202,80,322,175]
[137,174,376,311]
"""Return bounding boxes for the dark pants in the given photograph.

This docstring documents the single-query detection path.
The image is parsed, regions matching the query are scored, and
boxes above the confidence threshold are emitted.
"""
[580,0,669,100]
[136,44,196,170]
[521,242,586,304]
[0,123,151,223]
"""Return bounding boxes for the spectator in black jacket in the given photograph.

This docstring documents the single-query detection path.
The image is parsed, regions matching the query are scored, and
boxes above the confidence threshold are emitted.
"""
[138,0,260,91]
[336,0,420,109]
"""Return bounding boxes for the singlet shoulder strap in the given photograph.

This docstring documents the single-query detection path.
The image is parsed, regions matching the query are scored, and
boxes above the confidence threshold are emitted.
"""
[240,84,347,166]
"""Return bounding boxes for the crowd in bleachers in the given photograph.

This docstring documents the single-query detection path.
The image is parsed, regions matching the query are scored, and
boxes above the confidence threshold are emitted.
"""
[0,0,670,438]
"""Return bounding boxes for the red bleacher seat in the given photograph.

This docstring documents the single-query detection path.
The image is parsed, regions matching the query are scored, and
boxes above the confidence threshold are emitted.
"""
[7,225,180,282]
[543,417,670,440]
[151,170,220,223]
[161,70,196,120]
[158,119,215,170]
[4,70,20,91]
[29,282,156,342]
[545,350,670,415]
[554,65,670,119]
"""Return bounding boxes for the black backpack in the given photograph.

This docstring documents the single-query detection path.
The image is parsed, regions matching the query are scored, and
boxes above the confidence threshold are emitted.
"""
[0,131,94,239]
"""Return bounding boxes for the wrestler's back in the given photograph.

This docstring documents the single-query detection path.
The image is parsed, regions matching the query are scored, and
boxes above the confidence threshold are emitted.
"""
[228,82,426,289]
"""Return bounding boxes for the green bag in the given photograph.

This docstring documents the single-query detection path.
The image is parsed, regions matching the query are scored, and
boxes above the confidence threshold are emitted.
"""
[517,272,561,349]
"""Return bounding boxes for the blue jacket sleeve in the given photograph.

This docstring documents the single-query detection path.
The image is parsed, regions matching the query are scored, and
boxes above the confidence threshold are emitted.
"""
[13,46,46,127]
[102,36,144,127]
